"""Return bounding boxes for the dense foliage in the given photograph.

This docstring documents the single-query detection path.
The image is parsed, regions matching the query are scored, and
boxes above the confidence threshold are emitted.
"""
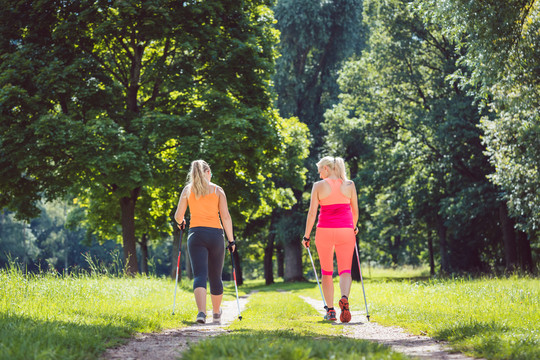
[1,0,538,276]
[0,0,300,274]
[324,0,538,273]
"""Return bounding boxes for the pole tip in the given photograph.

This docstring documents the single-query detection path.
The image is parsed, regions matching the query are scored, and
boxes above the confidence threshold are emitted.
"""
[239,316,243,320]
[366,315,370,322]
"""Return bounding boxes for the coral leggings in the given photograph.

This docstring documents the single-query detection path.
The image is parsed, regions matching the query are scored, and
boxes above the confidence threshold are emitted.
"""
[315,227,356,276]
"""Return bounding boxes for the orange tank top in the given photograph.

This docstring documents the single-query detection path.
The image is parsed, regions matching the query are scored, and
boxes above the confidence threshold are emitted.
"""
[188,185,222,229]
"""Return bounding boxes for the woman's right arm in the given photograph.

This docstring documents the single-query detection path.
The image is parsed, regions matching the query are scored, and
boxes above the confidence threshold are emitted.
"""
[303,182,319,248]
[217,187,236,252]
[174,186,189,228]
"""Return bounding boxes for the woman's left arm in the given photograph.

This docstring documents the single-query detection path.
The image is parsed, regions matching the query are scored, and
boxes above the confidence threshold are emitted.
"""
[348,181,359,233]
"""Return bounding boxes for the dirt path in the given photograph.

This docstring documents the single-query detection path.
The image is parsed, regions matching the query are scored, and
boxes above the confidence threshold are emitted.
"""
[102,292,482,360]
[300,295,481,360]
[101,295,248,360]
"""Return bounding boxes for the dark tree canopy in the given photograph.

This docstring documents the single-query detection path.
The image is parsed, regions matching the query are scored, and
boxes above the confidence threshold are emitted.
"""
[0,0,283,274]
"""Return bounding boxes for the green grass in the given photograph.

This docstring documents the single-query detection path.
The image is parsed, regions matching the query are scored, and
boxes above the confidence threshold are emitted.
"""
[290,272,540,360]
[0,267,200,360]
[2,265,538,360]
[183,291,407,360]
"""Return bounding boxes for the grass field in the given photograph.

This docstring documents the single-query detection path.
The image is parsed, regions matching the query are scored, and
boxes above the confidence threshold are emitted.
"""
[0,266,198,360]
[183,291,406,360]
[1,264,538,360]
[288,270,540,360]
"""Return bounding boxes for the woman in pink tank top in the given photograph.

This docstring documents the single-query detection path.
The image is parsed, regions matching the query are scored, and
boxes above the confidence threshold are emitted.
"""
[302,156,359,323]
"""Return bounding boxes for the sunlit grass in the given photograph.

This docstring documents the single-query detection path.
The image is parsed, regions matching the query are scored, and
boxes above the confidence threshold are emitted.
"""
[362,264,431,279]
[362,277,540,360]
[184,291,407,360]
[289,268,540,360]
[0,266,196,360]
[2,264,538,360]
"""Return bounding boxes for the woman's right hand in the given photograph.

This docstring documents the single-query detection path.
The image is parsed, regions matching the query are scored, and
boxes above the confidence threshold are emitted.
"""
[302,236,310,249]
[177,219,186,230]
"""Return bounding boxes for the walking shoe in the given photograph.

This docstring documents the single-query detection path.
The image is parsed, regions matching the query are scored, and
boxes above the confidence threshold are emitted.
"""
[196,312,206,324]
[324,308,337,321]
[339,296,351,323]
[213,309,222,323]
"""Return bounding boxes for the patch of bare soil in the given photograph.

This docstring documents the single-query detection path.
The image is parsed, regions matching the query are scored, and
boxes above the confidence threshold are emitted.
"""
[101,296,248,360]
[300,295,481,360]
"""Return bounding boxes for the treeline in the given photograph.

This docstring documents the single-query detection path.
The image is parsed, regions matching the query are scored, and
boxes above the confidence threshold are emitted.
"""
[0,0,309,279]
[1,0,538,280]
[323,0,539,274]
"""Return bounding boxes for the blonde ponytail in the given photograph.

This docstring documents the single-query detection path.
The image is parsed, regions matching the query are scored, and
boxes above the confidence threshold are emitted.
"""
[334,157,348,181]
[316,156,348,181]
[186,160,211,199]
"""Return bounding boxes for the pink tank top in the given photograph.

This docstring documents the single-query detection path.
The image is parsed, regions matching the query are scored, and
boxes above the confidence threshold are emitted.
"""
[317,179,354,228]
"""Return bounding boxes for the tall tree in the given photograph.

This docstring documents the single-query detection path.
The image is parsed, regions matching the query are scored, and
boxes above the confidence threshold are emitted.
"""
[419,0,539,270]
[272,0,365,281]
[1,0,281,274]
[324,0,506,273]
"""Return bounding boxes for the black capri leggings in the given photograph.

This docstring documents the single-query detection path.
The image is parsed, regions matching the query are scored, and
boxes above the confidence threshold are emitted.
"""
[187,226,225,295]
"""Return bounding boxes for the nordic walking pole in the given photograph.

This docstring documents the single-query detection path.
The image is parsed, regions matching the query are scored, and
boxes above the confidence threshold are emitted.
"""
[172,223,184,315]
[305,238,328,311]
[228,242,242,320]
[354,241,370,321]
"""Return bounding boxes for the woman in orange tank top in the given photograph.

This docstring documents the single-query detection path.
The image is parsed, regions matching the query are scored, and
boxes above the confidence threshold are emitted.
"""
[302,156,359,323]
[175,160,236,324]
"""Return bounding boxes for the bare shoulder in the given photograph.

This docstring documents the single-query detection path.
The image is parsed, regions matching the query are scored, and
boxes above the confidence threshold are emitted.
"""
[343,180,355,187]
[181,185,191,198]
[213,183,226,196]
[313,180,326,188]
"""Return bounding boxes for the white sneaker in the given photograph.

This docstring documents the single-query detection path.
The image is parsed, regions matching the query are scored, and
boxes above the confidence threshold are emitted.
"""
[213,309,222,323]
[196,312,206,324]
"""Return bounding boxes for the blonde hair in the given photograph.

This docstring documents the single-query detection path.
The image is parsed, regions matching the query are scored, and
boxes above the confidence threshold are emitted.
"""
[187,160,211,199]
[317,156,348,181]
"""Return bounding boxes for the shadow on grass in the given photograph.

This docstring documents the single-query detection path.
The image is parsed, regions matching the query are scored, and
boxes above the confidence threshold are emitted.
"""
[436,321,511,341]
[0,313,135,360]
[435,321,540,360]
[181,329,408,360]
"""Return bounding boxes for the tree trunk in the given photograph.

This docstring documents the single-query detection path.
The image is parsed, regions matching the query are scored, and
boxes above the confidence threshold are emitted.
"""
[284,238,304,281]
[264,214,278,285]
[276,244,284,278]
[499,203,518,271]
[233,250,243,286]
[390,235,401,266]
[516,231,534,273]
[436,215,450,274]
[264,234,275,285]
[119,187,140,275]
[139,233,149,275]
[428,231,435,276]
